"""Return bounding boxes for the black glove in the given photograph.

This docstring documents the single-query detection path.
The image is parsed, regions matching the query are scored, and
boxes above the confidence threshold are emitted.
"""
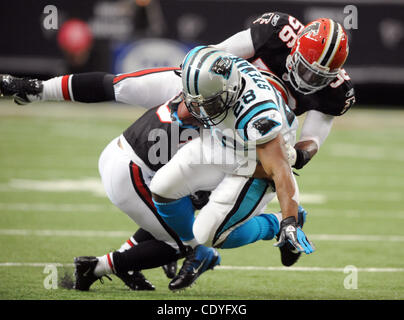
[190,191,211,210]
[293,148,311,169]
[274,216,315,254]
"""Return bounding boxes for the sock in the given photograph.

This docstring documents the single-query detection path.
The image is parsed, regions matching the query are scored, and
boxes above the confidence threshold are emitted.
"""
[112,240,181,274]
[117,228,158,253]
[152,197,195,241]
[274,211,283,225]
[117,236,137,253]
[133,228,155,243]
[42,76,69,101]
[220,213,280,249]
[93,253,115,277]
[42,72,115,102]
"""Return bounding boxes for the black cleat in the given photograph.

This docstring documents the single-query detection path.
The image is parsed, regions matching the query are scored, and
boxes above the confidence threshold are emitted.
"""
[116,270,155,291]
[277,206,308,267]
[73,256,110,291]
[0,74,43,105]
[169,245,221,291]
[162,261,177,279]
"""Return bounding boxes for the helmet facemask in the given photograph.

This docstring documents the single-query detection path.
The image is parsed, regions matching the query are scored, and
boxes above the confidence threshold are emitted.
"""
[287,52,338,95]
[184,83,238,126]
[181,48,242,126]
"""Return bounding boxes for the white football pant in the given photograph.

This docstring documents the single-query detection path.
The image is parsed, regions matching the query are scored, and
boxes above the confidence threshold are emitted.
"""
[98,134,184,250]
[150,137,279,247]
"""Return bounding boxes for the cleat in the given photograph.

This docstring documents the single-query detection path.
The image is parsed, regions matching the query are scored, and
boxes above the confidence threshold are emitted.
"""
[277,205,308,266]
[116,270,155,291]
[0,74,43,105]
[73,256,111,291]
[168,245,221,291]
[162,261,177,279]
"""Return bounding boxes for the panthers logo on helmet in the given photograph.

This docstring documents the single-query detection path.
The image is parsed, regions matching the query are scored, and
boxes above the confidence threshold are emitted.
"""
[210,57,233,80]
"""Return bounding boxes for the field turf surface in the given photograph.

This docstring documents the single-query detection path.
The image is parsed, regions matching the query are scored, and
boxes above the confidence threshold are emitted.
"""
[0,100,403,300]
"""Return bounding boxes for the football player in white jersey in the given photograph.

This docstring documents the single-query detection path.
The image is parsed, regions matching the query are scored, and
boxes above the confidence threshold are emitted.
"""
[150,46,315,290]
[1,60,307,292]
[0,15,351,289]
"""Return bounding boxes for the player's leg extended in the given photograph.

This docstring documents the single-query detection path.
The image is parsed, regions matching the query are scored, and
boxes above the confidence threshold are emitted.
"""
[113,67,182,107]
[1,67,181,108]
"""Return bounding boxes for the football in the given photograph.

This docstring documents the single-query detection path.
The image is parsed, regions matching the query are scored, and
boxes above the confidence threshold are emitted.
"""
[177,99,192,120]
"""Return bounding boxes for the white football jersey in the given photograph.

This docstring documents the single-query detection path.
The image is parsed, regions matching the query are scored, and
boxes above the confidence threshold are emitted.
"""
[201,56,298,175]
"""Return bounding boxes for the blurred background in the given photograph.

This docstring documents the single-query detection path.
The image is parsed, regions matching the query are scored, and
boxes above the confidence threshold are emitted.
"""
[0,0,403,106]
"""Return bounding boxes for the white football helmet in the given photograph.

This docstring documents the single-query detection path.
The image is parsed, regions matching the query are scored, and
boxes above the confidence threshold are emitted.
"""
[181,46,242,126]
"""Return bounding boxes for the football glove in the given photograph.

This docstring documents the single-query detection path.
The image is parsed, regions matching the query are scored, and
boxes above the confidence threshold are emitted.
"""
[190,191,211,210]
[293,148,311,169]
[274,216,315,254]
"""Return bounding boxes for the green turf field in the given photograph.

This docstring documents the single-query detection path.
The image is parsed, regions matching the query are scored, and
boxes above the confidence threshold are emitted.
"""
[0,99,403,300]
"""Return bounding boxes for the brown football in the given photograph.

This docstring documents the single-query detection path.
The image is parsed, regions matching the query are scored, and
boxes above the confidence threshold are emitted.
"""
[177,100,192,119]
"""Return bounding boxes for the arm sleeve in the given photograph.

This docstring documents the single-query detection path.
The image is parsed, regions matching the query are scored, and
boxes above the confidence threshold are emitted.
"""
[298,110,334,149]
[211,29,256,59]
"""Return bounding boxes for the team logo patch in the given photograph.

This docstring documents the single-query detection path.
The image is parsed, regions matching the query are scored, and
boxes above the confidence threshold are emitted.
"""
[210,57,233,79]
[252,117,281,136]
[299,21,320,40]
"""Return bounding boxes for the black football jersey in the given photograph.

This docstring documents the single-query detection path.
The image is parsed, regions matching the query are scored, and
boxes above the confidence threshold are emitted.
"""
[249,12,355,116]
[123,104,199,172]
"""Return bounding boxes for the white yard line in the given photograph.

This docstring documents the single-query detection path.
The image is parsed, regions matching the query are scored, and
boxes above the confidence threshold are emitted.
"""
[2,202,404,220]
[0,203,112,212]
[0,262,402,273]
[329,143,404,161]
[0,229,404,242]
[217,266,404,273]
[310,234,404,242]
[0,229,130,238]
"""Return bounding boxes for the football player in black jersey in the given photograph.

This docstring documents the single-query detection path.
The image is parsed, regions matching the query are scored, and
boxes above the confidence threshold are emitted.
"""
[0,12,355,171]
[213,13,355,170]
[0,13,355,283]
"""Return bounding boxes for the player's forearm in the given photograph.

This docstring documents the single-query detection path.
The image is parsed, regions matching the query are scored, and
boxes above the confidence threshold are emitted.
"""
[272,166,299,220]
[42,72,115,103]
[257,135,299,220]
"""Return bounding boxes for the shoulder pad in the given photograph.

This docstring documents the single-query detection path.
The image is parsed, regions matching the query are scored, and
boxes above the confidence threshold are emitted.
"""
[245,109,283,145]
